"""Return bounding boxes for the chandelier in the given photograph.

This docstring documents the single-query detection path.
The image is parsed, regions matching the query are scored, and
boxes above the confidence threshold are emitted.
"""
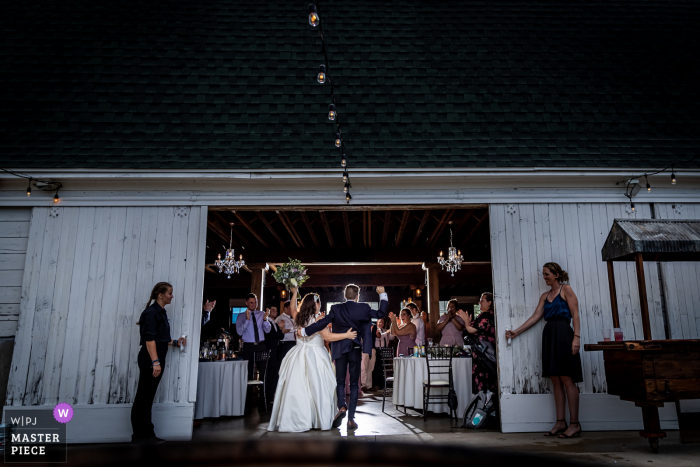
[215,223,245,278]
[437,221,463,276]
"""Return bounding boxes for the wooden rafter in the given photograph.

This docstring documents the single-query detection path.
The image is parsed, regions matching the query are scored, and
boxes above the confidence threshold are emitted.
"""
[381,211,391,248]
[395,210,410,247]
[451,209,476,238]
[210,211,249,246]
[299,211,319,247]
[368,211,372,247]
[459,214,488,248]
[342,212,352,247]
[411,210,432,247]
[276,211,304,248]
[207,218,233,247]
[255,211,286,248]
[427,209,455,247]
[319,211,334,247]
[232,211,270,248]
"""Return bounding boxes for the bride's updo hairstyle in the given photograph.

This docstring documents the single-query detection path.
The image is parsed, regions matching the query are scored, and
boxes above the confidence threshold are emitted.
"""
[295,293,321,327]
[543,262,570,284]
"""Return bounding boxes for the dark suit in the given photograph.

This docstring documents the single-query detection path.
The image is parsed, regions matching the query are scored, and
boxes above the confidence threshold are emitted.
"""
[264,319,285,402]
[304,299,388,420]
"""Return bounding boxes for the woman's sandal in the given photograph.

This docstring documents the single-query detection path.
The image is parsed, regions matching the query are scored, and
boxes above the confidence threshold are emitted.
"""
[544,419,567,436]
[558,421,582,438]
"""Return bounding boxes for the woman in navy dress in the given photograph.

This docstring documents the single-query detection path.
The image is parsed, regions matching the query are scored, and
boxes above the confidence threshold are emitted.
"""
[506,262,583,439]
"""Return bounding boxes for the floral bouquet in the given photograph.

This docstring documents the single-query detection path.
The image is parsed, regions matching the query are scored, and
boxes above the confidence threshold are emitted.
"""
[272,258,309,290]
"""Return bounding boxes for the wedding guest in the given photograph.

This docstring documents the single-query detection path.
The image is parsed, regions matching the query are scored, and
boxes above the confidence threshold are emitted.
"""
[201,300,216,326]
[406,303,425,346]
[361,322,373,391]
[131,282,186,444]
[371,318,389,390]
[389,308,417,357]
[506,262,583,438]
[264,307,285,404]
[276,300,296,361]
[235,293,271,380]
[436,299,465,346]
[457,293,496,392]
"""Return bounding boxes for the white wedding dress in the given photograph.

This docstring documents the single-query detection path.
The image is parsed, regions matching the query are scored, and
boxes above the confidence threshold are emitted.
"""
[267,316,337,432]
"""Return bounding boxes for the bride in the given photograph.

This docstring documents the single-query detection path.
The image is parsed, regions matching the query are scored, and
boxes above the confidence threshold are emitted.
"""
[267,287,357,432]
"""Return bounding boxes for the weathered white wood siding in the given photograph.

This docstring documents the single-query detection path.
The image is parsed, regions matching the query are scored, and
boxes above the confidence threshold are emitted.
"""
[6,206,207,407]
[491,203,666,397]
[0,209,31,338]
[654,203,700,339]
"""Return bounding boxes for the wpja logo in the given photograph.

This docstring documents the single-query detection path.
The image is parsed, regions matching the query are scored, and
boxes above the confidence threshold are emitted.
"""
[3,404,70,463]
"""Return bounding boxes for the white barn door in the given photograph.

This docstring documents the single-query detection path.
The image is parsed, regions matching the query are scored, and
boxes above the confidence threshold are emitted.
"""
[4,206,207,442]
[491,203,677,432]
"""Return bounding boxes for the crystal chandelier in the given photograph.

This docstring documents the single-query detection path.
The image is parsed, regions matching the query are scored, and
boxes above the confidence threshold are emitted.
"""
[437,221,463,276]
[215,223,245,278]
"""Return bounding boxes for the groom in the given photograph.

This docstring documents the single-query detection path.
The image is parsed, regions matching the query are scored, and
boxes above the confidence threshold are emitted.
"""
[300,284,388,429]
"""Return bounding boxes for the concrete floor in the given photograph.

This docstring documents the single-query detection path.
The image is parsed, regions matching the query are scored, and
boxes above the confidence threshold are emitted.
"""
[193,390,700,466]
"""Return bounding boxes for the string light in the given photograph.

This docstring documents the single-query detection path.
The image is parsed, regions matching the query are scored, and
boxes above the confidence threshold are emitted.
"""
[26,179,32,197]
[342,170,348,182]
[53,189,60,204]
[344,182,350,193]
[645,175,651,192]
[672,167,677,185]
[1,168,62,202]
[335,133,341,147]
[317,65,326,84]
[327,104,336,121]
[341,155,347,167]
[308,4,319,27]
[346,192,352,202]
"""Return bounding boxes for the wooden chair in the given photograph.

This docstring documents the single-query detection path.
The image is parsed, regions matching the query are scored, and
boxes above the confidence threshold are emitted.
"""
[379,347,395,413]
[247,350,270,413]
[423,346,457,421]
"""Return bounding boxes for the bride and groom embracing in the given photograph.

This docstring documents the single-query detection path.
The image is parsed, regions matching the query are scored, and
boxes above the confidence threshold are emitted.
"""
[267,284,388,432]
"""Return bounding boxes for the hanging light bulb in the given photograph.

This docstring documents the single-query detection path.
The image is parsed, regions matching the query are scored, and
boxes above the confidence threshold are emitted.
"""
[26,179,32,197]
[317,64,326,84]
[341,154,346,167]
[335,133,342,147]
[53,189,60,204]
[345,191,352,202]
[671,170,676,185]
[342,170,348,182]
[328,104,336,121]
[631,202,635,212]
[645,175,651,192]
[344,182,350,193]
[308,4,319,27]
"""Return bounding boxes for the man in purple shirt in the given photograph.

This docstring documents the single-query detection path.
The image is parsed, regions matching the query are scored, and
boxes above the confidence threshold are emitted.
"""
[235,293,271,380]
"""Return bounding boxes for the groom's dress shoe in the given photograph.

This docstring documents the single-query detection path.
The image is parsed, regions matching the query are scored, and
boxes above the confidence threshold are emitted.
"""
[347,420,358,430]
[332,409,347,428]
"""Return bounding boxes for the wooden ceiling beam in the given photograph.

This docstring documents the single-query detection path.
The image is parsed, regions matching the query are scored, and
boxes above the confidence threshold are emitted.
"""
[299,211,319,247]
[210,211,249,247]
[395,210,410,247]
[459,214,489,248]
[207,218,233,247]
[427,209,454,247]
[319,211,334,248]
[277,211,304,248]
[411,209,432,247]
[342,211,352,247]
[255,211,286,248]
[451,209,476,238]
[381,211,391,248]
[232,211,270,248]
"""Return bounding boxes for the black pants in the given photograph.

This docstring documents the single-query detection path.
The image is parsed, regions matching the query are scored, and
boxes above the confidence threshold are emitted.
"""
[335,346,362,420]
[241,342,267,380]
[265,345,280,403]
[372,347,385,387]
[131,344,167,441]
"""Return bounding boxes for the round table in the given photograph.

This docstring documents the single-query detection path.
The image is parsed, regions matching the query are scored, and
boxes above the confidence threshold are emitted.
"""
[194,361,248,419]
[392,356,472,416]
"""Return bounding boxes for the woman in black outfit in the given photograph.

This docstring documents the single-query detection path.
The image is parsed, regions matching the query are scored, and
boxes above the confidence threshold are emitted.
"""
[131,282,187,444]
[506,262,583,439]
[458,293,496,393]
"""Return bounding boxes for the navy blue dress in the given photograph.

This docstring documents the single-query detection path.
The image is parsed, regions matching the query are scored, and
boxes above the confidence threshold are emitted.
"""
[542,290,583,383]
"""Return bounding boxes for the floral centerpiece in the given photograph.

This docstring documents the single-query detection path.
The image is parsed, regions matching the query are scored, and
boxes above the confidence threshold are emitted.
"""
[272,258,309,290]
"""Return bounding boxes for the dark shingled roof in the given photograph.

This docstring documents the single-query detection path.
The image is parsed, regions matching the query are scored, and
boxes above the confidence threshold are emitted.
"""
[0,0,699,170]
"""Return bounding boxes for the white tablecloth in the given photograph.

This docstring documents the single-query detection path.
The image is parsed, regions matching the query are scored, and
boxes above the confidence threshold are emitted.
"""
[392,356,472,416]
[194,361,248,419]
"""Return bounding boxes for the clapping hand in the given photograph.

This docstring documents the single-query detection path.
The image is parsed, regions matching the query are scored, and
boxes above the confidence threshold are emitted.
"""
[388,312,397,322]
[245,309,251,320]
[457,309,471,326]
[345,328,357,340]
[204,300,216,312]
[263,308,270,321]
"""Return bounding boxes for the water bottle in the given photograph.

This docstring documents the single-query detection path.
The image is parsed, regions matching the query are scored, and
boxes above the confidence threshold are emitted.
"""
[180,334,187,353]
[413,346,419,357]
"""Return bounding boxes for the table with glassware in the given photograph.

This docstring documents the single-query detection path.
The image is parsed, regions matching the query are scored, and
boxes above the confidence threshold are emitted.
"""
[194,360,248,419]
[392,355,473,416]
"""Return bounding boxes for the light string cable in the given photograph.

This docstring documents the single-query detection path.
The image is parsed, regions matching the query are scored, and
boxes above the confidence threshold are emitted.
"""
[308,1,352,203]
[0,167,63,203]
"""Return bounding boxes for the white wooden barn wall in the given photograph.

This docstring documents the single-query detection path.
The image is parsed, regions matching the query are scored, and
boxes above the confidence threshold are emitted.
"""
[490,203,679,432]
[0,209,31,338]
[654,203,700,340]
[4,206,207,442]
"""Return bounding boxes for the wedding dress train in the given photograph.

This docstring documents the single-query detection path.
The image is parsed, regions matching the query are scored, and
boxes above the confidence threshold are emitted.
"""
[267,317,337,432]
